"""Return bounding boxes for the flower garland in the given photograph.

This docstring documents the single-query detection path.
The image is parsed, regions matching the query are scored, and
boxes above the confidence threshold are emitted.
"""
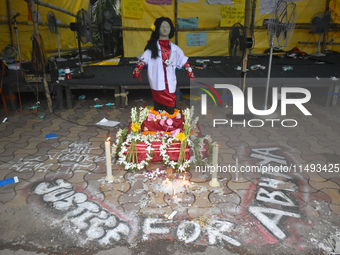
[112,128,128,160]
[176,107,194,170]
[121,107,152,171]
[193,135,214,166]
[117,134,154,171]
[159,135,191,172]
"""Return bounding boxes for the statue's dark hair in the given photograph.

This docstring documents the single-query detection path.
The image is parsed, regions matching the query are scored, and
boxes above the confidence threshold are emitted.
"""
[144,17,175,59]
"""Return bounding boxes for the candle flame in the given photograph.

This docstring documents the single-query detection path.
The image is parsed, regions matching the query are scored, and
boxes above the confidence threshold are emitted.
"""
[163,178,170,186]
[106,137,111,142]
[182,175,190,186]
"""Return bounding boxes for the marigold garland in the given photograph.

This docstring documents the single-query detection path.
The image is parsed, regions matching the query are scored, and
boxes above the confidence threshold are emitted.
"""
[149,107,180,119]
[142,131,172,136]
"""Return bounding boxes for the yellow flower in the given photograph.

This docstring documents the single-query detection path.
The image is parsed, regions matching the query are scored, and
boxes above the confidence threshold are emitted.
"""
[176,132,186,142]
[151,23,156,31]
[131,123,140,132]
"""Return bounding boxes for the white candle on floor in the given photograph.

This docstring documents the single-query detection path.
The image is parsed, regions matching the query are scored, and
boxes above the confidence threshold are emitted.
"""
[209,143,220,187]
[105,137,114,182]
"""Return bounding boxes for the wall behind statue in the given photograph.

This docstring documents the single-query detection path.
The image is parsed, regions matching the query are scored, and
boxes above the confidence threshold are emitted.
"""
[0,0,90,61]
[122,0,340,57]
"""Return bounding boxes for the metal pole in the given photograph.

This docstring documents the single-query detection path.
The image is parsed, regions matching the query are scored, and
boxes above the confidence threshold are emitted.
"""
[264,37,274,110]
[323,0,331,52]
[175,0,178,45]
[77,31,84,74]
[56,33,61,58]
[33,0,77,18]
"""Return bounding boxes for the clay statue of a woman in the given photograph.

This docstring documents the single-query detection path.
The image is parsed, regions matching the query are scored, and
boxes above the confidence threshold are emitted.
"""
[133,17,195,114]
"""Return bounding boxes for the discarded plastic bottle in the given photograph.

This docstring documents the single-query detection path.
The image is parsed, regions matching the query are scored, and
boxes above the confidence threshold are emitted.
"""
[78,95,86,100]
[28,105,38,110]
[250,64,258,69]
[65,67,72,80]
[90,104,104,108]
[282,65,293,71]
[105,103,115,107]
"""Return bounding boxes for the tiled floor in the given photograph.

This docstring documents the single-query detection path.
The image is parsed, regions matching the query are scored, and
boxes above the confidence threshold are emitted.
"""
[0,88,339,255]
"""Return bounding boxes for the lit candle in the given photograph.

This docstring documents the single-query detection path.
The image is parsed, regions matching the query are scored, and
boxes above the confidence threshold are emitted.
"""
[162,178,172,195]
[105,137,114,182]
[209,143,220,187]
[172,187,182,201]
[182,175,189,187]
[163,178,170,185]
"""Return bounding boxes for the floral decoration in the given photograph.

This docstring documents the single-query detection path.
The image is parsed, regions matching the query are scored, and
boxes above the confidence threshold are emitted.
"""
[176,132,186,142]
[114,106,213,172]
[131,123,140,132]
[117,134,154,171]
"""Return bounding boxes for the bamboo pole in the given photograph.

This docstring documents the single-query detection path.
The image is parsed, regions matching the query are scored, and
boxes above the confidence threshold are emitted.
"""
[0,20,70,28]
[241,0,252,92]
[28,0,53,113]
[2,21,329,31]
[6,0,14,46]
[249,0,257,55]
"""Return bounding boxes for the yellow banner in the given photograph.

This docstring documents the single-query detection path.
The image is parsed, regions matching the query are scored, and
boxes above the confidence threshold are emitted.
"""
[122,0,144,19]
[122,0,340,57]
[221,4,245,27]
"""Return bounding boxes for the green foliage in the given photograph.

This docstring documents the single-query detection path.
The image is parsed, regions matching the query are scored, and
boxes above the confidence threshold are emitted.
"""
[91,0,123,57]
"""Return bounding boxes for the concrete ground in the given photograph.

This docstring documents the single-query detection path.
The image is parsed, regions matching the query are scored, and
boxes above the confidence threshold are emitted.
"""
[0,87,339,255]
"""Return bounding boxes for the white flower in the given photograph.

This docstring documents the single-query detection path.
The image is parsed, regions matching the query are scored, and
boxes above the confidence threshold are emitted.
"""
[131,107,138,123]
[178,165,185,172]
[116,129,123,139]
[116,132,153,171]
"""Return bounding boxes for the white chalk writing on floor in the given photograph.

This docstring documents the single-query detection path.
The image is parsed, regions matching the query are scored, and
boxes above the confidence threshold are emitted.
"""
[248,146,302,240]
[34,179,131,244]
[4,141,103,173]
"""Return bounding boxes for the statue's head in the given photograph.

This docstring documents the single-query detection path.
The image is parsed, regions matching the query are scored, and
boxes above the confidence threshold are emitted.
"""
[151,17,175,40]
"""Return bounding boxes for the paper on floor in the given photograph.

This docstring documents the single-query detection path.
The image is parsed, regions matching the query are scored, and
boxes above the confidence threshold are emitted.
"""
[96,118,120,127]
